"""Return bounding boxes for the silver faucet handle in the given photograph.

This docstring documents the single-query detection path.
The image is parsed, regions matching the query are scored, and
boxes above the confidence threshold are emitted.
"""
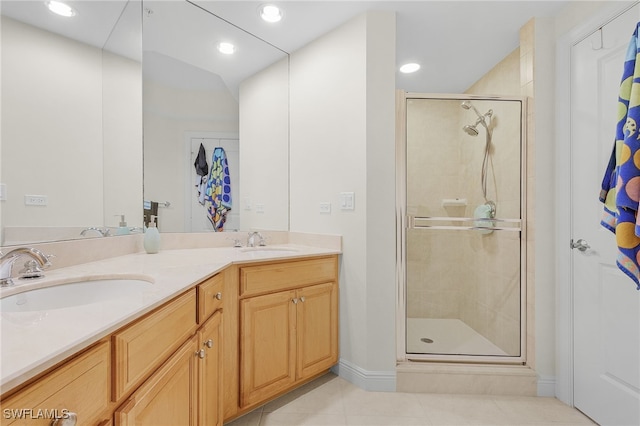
[19,260,45,279]
[226,237,243,247]
[258,234,269,246]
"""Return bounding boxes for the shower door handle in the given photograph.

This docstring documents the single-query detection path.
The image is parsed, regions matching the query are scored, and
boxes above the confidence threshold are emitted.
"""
[571,238,590,252]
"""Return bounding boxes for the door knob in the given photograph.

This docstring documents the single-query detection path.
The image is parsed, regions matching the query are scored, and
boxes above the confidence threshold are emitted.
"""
[571,238,590,252]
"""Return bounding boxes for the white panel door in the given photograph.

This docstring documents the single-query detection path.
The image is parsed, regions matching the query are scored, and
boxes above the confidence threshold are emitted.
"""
[571,5,640,426]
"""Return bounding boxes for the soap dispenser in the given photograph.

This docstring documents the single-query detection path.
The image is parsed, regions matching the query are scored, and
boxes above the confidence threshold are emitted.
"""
[144,215,161,254]
[115,215,130,235]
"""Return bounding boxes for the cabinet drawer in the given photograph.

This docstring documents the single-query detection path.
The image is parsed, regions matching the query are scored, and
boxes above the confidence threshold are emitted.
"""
[112,289,197,401]
[240,257,337,297]
[1,341,110,426]
[197,273,224,323]
[115,335,198,426]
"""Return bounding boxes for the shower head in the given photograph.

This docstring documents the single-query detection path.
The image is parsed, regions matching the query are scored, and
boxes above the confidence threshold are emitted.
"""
[463,124,479,136]
[461,100,473,110]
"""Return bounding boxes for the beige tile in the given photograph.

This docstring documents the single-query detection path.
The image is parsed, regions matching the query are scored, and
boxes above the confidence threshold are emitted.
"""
[346,415,432,425]
[226,409,263,426]
[259,412,347,426]
[493,396,596,425]
[262,374,345,415]
[341,387,427,418]
[249,375,599,426]
[415,394,514,425]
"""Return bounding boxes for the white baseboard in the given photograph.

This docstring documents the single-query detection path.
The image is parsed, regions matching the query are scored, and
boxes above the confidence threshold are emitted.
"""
[537,375,556,397]
[332,358,396,392]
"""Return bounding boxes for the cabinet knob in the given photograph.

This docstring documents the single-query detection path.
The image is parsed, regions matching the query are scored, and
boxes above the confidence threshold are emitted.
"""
[196,349,205,359]
[292,298,298,304]
[300,296,306,303]
[214,292,222,300]
[51,412,77,426]
[204,339,213,348]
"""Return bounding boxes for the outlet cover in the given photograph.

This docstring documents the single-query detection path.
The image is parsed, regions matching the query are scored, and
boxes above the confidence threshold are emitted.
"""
[320,202,331,213]
[0,184,6,201]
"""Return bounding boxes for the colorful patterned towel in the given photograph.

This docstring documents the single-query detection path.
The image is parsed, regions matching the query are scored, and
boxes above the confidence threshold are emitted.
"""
[600,22,640,289]
[204,147,232,232]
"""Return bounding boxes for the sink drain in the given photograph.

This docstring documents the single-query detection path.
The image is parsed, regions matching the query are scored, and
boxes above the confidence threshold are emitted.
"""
[420,337,434,343]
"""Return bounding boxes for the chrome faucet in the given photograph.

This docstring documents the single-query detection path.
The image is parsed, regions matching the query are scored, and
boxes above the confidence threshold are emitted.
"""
[80,227,111,237]
[0,247,52,287]
[247,231,266,247]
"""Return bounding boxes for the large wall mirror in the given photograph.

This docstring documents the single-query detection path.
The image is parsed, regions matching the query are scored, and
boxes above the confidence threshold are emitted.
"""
[0,0,289,246]
[143,0,289,234]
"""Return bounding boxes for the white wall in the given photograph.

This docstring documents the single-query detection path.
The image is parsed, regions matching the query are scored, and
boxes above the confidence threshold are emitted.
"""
[103,51,143,229]
[289,11,397,388]
[1,17,103,228]
[239,57,290,231]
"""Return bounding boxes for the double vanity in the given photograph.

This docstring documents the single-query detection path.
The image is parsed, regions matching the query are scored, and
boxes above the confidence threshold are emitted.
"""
[0,234,340,425]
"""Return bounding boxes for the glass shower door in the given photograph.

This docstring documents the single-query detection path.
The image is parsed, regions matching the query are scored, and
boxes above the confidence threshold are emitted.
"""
[402,96,525,361]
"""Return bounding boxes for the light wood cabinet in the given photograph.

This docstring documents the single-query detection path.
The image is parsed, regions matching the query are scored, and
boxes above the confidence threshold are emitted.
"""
[0,341,111,426]
[240,289,297,407]
[196,311,223,426]
[115,336,198,426]
[112,290,197,401]
[296,282,339,379]
[238,256,339,410]
[197,273,224,324]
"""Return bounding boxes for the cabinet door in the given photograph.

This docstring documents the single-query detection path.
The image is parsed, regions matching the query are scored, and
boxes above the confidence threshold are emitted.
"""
[115,336,198,426]
[296,282,339,379]
[112,290,197,401]
[240,290,296,407]
[197,311,223,426]
[0,341,110,426]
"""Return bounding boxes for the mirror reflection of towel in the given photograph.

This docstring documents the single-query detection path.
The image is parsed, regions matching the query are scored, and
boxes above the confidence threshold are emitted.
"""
[194,143,209,205]
[204,147,232,231]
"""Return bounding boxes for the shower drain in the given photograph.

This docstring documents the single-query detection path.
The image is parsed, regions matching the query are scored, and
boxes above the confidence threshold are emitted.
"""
[420,337,434,344]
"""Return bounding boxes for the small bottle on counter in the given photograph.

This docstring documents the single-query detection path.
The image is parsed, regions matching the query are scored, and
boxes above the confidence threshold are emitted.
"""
[115,214,130,235]
[144,215,161,254]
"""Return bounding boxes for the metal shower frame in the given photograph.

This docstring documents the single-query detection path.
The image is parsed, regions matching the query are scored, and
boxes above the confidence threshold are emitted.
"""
[395,91,529,364]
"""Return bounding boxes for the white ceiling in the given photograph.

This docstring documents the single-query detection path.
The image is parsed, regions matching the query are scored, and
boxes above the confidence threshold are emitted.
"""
[194,0,569,93]
[1,0,569,94]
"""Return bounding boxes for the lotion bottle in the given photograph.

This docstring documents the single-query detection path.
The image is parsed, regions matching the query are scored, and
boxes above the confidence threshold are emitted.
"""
[144,215,161,254]
[115,215,130,235]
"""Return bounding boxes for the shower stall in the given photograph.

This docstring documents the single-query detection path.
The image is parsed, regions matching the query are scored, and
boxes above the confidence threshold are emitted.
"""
[396,93,527,363]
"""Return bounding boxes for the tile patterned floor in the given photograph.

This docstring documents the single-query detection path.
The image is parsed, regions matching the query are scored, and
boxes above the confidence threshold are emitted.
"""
[226,373,596,426]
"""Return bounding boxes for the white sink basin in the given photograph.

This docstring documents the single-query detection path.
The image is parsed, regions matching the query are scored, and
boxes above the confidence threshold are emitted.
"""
[239,247,299,254]
[0,278,153,313]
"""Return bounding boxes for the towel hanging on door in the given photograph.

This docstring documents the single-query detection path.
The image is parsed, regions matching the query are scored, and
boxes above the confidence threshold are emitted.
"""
[194,143,209,205]
[599,21,640,289]
[204,147,232,232]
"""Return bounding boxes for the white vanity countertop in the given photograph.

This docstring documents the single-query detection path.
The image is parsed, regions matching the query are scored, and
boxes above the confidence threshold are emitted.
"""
[0,244,340,393]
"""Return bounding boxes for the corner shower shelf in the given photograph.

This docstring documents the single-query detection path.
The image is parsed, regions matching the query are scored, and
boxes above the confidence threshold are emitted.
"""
[441,198,468,207]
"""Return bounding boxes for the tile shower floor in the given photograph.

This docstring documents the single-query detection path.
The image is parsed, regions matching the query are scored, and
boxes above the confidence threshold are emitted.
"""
[226,373,596,426]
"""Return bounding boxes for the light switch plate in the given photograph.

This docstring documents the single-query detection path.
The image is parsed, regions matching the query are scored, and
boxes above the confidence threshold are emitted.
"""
[256,203,265,213]
[340,192,355,210]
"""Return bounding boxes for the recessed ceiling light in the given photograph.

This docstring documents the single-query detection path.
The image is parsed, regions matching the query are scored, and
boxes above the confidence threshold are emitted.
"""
[217,42,236,55]
[259,4,283,23]
[399,63,421,74]
[45,0,77,17]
